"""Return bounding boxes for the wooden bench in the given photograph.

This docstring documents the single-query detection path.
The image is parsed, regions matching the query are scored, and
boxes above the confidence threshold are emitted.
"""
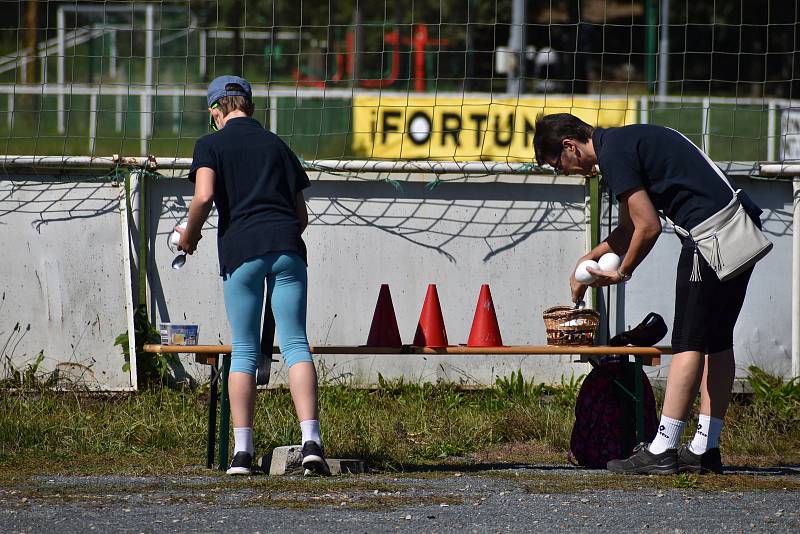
[143,343,671,470]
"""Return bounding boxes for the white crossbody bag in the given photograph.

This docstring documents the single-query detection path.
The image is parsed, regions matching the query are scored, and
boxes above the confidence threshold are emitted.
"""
[672,189,772,282]
[665,132,772,282]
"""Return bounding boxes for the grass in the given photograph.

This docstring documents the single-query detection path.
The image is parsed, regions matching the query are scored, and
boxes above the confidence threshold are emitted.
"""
[0,367,798,479]
[517,472,800,494]
[0,476,463,511]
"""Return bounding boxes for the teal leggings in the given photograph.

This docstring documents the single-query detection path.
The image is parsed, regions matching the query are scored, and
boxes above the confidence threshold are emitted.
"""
[222,251,313,375]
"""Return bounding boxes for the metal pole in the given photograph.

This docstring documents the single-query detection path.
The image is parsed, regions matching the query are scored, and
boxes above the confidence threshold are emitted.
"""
[507,0,526,95]
[89,93,97,155]
[218,355,231,470]
[110,30,117,78]
[657,0,669,97]
[140,94,147,156]
[646,0,657,93]
[115,94,122,132]
[635,356,645,442]
[145,5,154,140]
[269,95,278,133]
[199,30,207,79]
[767,101,776,161]
[793,177,800,377]
[57,7,65,134]
[206,361,219,469]
[589,176,601,311]
[702,97,711,152]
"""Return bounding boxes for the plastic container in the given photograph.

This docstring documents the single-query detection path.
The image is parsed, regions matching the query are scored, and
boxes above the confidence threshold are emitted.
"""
[159,323,199,346]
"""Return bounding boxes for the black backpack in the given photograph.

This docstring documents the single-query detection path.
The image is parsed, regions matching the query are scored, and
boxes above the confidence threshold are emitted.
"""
[568,358,658,469]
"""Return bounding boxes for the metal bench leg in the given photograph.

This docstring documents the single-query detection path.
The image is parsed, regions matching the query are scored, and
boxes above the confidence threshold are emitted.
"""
[634,355,645,443]
[206,359,220,469]
[217,353,231,471]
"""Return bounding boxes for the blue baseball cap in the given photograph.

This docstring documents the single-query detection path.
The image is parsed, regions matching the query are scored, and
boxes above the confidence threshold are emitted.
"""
[206,75,252,107]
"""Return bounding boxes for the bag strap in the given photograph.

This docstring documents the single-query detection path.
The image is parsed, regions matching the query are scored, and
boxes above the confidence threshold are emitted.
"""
[667,127,738,195]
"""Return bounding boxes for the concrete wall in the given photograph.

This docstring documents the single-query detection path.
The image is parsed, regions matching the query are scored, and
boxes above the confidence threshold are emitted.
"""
[1,172,794,390]
[0,177,132,389]
[147,173,594,387]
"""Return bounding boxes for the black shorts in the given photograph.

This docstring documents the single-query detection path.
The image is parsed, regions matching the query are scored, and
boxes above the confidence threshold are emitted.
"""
[671,244,753,354]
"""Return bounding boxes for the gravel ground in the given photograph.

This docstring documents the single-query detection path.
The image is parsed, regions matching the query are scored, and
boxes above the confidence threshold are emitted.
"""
[1,466,799,533]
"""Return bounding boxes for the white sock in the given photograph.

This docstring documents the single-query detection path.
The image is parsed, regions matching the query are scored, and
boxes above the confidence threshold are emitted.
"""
[233,427,254,455]
[648,415,685,454]
[300,419,322,446]
[688,414,724,454]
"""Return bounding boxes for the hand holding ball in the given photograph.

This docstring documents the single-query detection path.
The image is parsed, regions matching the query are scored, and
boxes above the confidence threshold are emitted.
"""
[598,252,621,272]
[575,260,600,284]
[171,222,188,246]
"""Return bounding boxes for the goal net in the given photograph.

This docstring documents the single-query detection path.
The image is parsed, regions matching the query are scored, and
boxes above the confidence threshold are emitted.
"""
[0,0,798,172]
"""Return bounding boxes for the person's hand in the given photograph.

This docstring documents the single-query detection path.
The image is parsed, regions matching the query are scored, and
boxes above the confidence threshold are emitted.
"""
[175,225,201,255]
[570,265,590,304]
[586,267,625,287]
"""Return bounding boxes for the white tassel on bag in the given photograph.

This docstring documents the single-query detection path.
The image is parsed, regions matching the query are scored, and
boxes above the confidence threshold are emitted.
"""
[710,232,724,272]
[690,245,702,282]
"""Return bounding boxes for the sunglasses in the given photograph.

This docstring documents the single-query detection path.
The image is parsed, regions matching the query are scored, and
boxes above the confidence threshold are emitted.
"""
[551,149,565,175]
[209,102,220,131]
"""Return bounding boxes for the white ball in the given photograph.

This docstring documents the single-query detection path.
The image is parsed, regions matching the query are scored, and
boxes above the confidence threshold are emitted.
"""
[598,252,621,272]
[575,260,600,284]
[171,222,188,245]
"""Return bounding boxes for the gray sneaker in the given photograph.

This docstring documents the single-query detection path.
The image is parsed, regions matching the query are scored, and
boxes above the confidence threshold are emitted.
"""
[607,443,678,474]
[677,445,723,474]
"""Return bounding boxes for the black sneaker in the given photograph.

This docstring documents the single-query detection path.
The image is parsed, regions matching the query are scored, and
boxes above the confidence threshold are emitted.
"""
[226,451,254,475]
[607,443,678,474]
[301,441,331,476]
[677,445,723,474]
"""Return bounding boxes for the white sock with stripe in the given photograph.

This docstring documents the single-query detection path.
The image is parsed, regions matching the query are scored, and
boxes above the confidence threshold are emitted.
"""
[648,415,685,454]
[688,414,724,454]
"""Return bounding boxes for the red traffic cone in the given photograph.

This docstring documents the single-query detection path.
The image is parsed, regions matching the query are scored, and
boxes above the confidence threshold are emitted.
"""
[467,284,503,347]
[366,284,402,347]
[413,284,449,348]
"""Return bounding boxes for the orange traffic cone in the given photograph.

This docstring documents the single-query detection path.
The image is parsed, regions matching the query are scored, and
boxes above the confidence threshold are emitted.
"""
[467,284,503,347]
[413,284,449,348]
[366,284,402,347]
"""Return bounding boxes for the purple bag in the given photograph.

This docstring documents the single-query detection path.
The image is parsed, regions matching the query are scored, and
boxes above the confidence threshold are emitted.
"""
[568,359,657,469]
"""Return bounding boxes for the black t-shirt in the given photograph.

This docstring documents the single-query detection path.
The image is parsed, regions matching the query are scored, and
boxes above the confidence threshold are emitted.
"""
[189,117,310,276]
[593,124,761,231]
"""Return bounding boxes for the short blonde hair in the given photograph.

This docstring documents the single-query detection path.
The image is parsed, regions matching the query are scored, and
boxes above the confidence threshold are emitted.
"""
[216,84,254,116]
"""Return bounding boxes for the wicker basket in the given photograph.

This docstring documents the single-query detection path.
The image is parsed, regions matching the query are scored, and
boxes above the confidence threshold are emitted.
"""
[542,305,600,346]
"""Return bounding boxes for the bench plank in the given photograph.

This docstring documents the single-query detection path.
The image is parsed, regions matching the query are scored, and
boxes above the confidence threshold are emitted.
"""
[143,344,670,367]
[143,344,669,356]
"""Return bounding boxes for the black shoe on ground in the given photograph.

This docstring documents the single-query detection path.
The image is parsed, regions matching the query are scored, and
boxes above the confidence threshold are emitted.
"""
[226,451,254,475]
[677,445,723,474]
[301,441,331,476]
[607,443,678,474]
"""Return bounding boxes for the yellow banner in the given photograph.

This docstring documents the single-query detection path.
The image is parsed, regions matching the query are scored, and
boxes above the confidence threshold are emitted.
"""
[352,96,636,162]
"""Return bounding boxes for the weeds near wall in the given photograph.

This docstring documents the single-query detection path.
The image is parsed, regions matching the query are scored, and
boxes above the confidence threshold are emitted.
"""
[0,322,58,389]
[494,369,584,407]
[115,304,178,388]
[1,350,59,389]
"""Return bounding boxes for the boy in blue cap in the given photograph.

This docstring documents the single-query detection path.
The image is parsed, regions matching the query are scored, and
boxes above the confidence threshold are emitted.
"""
[176,75,329,476]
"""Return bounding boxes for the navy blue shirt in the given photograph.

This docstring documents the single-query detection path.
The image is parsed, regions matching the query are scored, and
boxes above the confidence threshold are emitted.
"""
[592,124,761,231]
[189,117,310,276]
